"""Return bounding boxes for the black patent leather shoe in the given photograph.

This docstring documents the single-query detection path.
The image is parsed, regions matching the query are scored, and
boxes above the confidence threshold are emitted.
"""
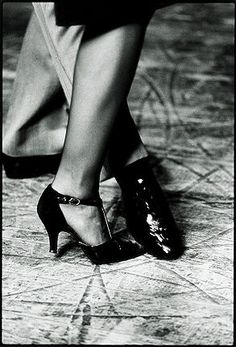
[37,184,144,264]
[116,159,184,260]
[2,153,61,178]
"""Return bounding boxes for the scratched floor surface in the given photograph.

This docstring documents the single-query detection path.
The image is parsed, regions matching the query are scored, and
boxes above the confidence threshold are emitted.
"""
[2,3,234,345]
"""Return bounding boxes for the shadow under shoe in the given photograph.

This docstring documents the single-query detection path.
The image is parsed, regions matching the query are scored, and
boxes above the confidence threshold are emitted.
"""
[37,184,144,264]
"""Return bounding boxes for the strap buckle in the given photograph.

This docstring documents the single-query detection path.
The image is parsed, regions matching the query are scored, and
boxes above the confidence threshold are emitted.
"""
[68,197,81,206]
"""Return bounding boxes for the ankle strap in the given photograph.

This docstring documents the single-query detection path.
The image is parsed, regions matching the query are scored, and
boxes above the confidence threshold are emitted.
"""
[52,186,102,207]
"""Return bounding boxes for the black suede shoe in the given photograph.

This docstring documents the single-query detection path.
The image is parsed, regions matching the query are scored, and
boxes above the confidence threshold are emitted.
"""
[2,153,61,178]
[116,158,184,260]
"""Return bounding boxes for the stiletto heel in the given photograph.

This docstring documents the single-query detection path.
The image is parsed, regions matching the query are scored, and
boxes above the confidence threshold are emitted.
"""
[37,196,60,253]
[37,184,144,263]
[47,228,59,253]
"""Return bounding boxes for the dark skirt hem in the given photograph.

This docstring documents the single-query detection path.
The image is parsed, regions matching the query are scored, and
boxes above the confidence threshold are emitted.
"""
[54,2,175,27]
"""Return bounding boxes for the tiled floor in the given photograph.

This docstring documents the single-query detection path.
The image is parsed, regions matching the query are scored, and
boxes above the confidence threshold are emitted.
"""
[2,3,234,345]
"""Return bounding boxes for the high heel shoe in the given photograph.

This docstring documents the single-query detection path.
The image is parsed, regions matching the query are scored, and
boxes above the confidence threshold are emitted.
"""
[37,184,144,264]
[115,159,184,260]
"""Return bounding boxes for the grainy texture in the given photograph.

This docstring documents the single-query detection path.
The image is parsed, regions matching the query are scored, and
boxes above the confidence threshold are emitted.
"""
[2,3,234,345]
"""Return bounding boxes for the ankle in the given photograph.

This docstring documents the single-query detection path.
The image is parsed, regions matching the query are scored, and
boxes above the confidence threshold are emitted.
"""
[52,174,100,200]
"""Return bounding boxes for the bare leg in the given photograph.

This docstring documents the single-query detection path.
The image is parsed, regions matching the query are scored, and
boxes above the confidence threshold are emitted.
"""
[52,23,148,246]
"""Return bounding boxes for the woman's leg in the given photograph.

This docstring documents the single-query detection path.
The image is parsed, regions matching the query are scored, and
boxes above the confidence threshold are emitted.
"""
[52,23,148,246]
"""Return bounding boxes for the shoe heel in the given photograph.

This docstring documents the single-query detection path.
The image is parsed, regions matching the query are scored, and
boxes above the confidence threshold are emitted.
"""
[46,226,59,253]
[38,214,60,253]
[37,194,60,253]
[38,206,59,253]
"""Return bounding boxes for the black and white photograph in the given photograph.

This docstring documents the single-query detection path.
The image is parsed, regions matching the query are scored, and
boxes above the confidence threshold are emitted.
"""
[2,2,234,345]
